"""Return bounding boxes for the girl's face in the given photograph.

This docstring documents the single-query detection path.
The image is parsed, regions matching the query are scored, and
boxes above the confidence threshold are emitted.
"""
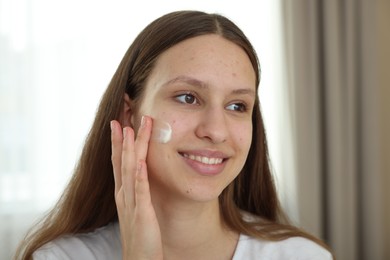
[135,34,256,203]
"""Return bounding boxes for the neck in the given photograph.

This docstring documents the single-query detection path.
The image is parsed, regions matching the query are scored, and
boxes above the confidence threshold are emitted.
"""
[151,191,239,259]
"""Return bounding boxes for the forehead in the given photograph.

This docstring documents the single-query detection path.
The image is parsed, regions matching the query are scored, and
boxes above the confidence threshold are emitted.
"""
[148,34,256,89]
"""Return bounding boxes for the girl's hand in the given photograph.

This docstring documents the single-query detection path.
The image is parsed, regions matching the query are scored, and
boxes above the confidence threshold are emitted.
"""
[110,116,163,260]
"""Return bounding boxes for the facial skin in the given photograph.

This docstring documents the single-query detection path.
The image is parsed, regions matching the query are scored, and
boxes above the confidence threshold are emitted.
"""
[132,34,256,204]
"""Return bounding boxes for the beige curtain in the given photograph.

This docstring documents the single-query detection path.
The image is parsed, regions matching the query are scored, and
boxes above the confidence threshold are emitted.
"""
[282,1,390,260]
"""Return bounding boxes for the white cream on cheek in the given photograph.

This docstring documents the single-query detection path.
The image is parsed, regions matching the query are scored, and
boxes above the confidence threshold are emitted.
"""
[151,118,172,143]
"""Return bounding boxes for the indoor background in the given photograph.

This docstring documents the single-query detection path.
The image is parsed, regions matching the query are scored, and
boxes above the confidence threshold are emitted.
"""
[0,0,389,259]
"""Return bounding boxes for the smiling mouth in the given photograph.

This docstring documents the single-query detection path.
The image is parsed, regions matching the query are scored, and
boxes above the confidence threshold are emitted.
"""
[181,153,225,165]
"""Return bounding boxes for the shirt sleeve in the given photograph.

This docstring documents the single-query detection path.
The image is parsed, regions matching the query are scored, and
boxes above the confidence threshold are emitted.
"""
[32,222,121,260]
[32,238,108,260]
[233,235,333,260]
[33,243,73,260]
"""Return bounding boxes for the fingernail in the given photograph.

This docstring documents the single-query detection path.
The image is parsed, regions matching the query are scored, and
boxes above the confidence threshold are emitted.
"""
[110,121,114,132]
[123,128,127,138]
[140,116,146,129]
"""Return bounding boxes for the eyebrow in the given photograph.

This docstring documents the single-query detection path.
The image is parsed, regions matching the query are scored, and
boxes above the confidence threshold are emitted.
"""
[162,76,208,89]
[162,75,256,97]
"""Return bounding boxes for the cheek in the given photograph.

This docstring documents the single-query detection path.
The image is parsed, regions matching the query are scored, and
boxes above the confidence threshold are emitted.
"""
[235,124,253,152]
[161,114,191,141]
[146,116,189,170]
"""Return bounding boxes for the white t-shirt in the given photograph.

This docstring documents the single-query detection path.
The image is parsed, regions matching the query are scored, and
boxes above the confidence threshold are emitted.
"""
[33,222,332,259]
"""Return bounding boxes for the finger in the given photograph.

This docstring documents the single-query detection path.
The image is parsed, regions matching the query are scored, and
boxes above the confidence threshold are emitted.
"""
[134,116,153,162]
[110,120,124,195]
[122,126,137,207]
[135,160,153,209]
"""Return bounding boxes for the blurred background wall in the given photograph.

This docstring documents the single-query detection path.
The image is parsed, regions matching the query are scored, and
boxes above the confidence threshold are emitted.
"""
[282,1,389,259]
[0,0,389,259]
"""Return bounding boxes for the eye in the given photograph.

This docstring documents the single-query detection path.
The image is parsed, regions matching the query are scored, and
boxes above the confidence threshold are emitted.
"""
[175,93,198,105]
[226,103,247,112]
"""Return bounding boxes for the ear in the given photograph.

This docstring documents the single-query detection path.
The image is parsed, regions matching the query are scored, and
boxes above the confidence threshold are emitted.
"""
[121,93,135,127]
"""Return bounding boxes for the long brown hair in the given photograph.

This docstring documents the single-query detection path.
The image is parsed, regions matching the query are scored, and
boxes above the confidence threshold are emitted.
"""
[15,10,330,259]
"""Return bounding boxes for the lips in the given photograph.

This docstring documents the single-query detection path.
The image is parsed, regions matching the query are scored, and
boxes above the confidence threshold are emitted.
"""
[182,153,223,165]
[179,150,228,176]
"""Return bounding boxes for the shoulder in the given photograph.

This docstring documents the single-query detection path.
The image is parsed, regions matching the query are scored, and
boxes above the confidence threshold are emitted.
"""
[233,234,333,260]
[33,222,121,260]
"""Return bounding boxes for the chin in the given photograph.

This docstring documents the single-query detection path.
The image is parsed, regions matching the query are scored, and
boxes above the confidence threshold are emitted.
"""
[178,183,226,203]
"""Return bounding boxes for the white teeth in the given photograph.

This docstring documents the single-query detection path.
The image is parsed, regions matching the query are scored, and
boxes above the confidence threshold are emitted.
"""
[183,154,223,165]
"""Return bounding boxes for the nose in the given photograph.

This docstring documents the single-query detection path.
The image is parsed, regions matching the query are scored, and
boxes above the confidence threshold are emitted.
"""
[195,107,228,144]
